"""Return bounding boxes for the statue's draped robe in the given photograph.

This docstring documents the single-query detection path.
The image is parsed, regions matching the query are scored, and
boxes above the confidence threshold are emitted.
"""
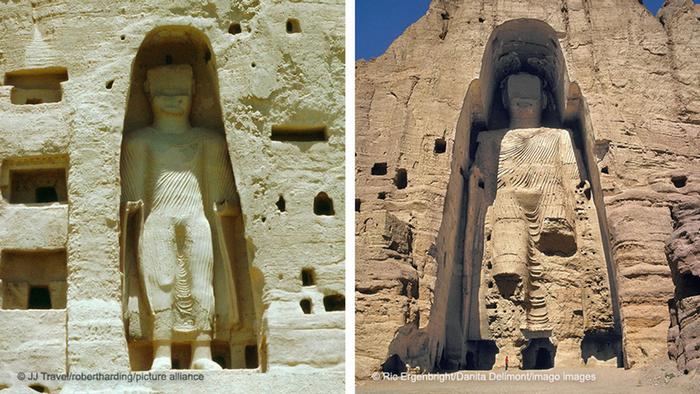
[121,127,239,341]
[490,128,579,328]
[466,127,584,338]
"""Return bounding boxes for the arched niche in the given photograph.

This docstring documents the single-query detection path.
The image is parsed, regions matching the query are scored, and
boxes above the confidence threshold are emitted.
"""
[429,18,626,372]
[122,25,225,134]
[119,25,262,371]
[477,19,569,128]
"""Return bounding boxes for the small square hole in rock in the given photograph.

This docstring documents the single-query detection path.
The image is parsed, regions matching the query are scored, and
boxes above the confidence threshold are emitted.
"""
[434,138,447,153]
[300,298,312,314]
[323,294,345,312]
[371,162,387,176]
[301,268,315,286]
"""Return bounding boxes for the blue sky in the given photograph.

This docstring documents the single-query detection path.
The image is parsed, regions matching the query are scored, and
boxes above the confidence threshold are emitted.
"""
[356,0,686,60]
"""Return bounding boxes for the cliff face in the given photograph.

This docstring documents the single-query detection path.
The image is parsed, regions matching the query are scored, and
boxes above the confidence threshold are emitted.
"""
[0,0,344,391]
[667,200,700,373]
[355,0,699,377]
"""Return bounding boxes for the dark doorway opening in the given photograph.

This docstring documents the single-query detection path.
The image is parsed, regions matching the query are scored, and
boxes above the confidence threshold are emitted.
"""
[28,286,52,309]
[463,340,499,370]
[581,332,621,366]
[522,338,555,370]
[381,354,406,376]
[535,348,551,369]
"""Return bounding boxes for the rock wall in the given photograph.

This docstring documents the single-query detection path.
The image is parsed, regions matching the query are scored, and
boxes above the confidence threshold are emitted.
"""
[355,0,699,377]
[667,199,700,373]
[0,0,345,392]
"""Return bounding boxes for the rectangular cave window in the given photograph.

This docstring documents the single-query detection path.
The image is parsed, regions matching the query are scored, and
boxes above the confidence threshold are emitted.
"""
[8,168,67,204]
[301,268,315,286]
[2,157,68,204]
[394,169,408,189]
[4,68,69,105]
[286,18,302,34]
[355,198,361,212]
[228,22,242,35]
[0,250,67,310]
[300,298,312,314]
[371,162,387,176]
[271,125,327,142]
[313,192,335,216]
[434,138,447,153]
[323,294,345,312]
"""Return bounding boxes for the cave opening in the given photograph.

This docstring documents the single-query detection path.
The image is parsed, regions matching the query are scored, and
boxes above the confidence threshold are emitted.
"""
[381,354,406,376]
[521,338,555,370]
[463,340,498,370]
[581,332,620,365]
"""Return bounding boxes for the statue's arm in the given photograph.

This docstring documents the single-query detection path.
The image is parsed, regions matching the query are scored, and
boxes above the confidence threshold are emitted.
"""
[120,135,149,318]
[121,135,148,204]
[559,129,582,185]
[207,135,241,217]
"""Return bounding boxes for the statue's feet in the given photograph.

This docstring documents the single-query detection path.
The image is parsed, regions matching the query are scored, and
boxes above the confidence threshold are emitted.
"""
[192,358,223,370]
[151,356,172,370]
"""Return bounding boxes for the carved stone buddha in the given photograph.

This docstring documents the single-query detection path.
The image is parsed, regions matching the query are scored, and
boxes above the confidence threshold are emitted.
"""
[121,65,241,370]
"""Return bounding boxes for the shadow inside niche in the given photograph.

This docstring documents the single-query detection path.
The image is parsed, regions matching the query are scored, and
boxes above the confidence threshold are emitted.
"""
[580,331,621,366]
[381,354,406,376]
[464,340,499,370]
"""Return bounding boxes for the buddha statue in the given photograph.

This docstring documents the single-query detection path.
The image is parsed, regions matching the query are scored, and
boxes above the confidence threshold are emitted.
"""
[467,71,608,339]
[120,64,241,370]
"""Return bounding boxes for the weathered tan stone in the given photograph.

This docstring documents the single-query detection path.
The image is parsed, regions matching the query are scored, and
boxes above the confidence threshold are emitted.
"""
[666,199,700,373]
[0,0,344,391]
[356,0,699,378]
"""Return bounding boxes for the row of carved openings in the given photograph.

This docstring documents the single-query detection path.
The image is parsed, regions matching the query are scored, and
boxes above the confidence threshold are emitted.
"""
[299,267,345,314]
[275,193,335,216]
[228,18,302,35]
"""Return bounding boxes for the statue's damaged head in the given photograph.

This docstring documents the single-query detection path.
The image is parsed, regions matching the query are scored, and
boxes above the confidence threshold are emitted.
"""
[500,72,547,128]
[144,64,194,117]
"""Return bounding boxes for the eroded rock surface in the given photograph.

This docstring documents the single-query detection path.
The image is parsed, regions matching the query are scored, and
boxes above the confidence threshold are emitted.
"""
[666,199,700,373]
[356,0,699,377]
[0,0,345,391]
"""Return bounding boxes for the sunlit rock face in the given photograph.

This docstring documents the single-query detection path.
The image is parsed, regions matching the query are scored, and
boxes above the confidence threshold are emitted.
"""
[666,200,700,374]
[0,0,345,392]
[355,0,699,378]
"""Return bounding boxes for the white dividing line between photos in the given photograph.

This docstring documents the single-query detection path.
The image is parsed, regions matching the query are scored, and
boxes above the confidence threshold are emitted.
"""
[345,0,356,392]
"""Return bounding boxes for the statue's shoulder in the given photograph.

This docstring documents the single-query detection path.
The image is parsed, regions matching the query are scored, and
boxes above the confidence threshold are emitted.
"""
[504,127,571,139]
[193,127,227,144]
[538,127,571,136]
[123,127,156,148]
[478,128,508,142]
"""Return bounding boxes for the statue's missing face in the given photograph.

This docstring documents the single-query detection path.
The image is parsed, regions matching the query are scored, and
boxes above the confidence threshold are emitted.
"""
[501,72,548,129]
[145,65,194,119]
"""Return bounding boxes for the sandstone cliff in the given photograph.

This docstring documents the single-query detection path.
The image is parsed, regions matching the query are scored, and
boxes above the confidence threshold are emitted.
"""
[0,0,345,392]
[355,0,699,378]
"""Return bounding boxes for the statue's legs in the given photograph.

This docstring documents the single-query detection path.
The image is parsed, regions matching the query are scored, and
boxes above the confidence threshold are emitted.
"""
[538,200,576,256]
[140,215,179,338]
[184,216,221,370]
[140,215,178,370]
[182,216,215,335]
[491,191,529,286]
